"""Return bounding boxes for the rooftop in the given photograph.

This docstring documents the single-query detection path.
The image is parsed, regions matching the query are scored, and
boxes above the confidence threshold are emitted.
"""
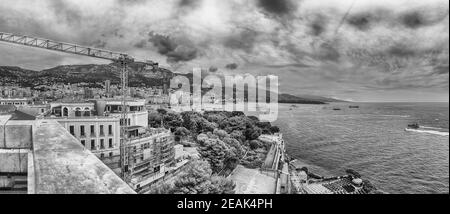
[9,110,36,121]
[0,116,135,194]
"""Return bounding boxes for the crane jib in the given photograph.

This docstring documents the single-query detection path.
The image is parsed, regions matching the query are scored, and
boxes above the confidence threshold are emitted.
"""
[0,31,154,182]
[0,32,131,62]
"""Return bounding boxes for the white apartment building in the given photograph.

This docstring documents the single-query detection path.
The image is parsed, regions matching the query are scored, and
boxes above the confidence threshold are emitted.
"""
[46,101,121,171]
[95,99,148,128]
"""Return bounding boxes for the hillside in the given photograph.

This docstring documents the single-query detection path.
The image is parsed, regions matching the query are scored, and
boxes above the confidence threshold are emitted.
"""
[279,94,347,104]
[0,63,175,88]
[1,64,345,104]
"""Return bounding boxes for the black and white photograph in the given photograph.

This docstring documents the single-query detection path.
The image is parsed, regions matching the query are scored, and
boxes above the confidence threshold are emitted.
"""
[0,0,448,203]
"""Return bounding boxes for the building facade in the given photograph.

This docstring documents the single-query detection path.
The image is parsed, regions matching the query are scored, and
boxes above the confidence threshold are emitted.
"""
[45,102,121,171]
[42,99,176,188]
[95,99,148,128]
[124,127,175,191]
[0,98,32,107]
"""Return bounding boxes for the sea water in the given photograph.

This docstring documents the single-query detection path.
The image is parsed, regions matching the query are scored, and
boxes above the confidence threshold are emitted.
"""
[274,102,449,194]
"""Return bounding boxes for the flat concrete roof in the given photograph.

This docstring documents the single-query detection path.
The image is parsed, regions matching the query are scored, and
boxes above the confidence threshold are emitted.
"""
[31,120,135,194]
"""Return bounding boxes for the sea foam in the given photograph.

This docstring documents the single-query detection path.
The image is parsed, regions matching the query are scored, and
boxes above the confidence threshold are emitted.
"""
[405,128,449,136]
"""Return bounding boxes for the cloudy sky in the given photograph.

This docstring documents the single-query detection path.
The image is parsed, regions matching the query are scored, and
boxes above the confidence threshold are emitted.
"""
[0,0,448,102]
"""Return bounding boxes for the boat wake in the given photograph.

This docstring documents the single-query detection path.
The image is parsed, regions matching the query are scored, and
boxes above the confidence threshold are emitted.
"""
[405,128,449,136]
[420,126,445,130]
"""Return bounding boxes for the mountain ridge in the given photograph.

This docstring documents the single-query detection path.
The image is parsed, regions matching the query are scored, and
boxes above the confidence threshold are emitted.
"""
[0,64,346,103]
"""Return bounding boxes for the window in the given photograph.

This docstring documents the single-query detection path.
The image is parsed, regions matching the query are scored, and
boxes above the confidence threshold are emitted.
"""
[108,125,113,135]
[81,140,85,147]
[109,139,113,148]
[109,152,113,157]
[75,108,82,117]
[100,139,105,149]
[91,140,96,150]
[100,125,104,136]
[63,107,69,117]
[100,153,105,159]
[69,126,75,136]
[80,126,85,137]
[84,107,91,117]
[90,125,95,136]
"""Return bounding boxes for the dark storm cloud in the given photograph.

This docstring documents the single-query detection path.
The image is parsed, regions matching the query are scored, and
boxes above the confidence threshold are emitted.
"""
[264,63,311,69]
[92,40,107,48]
[49,0,83,25]
[346,46,446,74]
[225,63,239,70]
[309,15,327,36]
[433,65,449,75]
[224,29,260,52]
[179,0,201,8]
[257,0,298,17]
[344,7,448,31]
[388,44,418,58]
[119,0,148,5]
[209,66,218,72]
[399,9,448,29]
[317,42,340,62]
[148,32,199,63]
[134,40,147,48]
[347,13,375,31]
[344,8,391,31]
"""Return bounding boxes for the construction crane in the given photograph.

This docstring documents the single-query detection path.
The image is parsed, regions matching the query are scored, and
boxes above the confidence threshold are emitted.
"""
[0,31,160,182]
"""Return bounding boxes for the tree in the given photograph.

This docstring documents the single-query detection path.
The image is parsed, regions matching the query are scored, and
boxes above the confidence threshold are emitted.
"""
[157,108,168,115]
[181,111,202,129]
[197,133,209,144]
[247,116,260,122]
[223,137,245,158]
[269,126,280,134]
[201,119,218,133]
[163,112,183,131]
[219,116,247,133]
[198,138,232,173]
[174,127,190,137]
[241,151,264,169]
[213,129,229,139]
[249,140,262,150]
[148,183,174,194]
[245,126,262,141]
[230,130,246,143]
[148,112,163,128]
[209,176,236,194]
[205,113,227,124]
[171,160,213,194]
[170,160,236,194]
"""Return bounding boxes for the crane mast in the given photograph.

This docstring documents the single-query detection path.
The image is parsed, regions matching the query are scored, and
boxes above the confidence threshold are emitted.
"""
[0,31,153,183]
